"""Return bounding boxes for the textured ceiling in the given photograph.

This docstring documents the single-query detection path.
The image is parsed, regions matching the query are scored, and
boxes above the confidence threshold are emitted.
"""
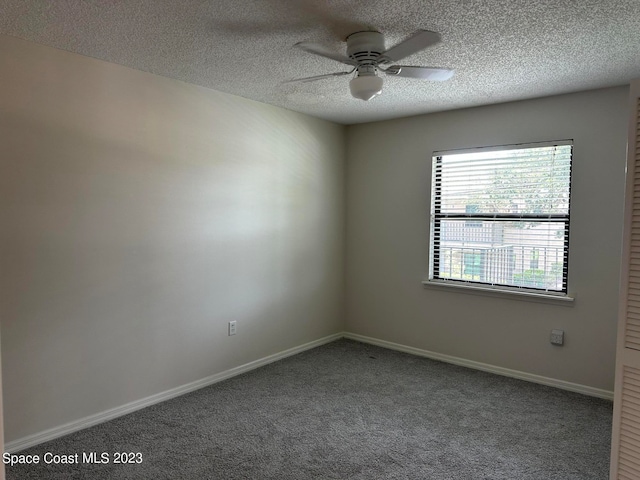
[1,0,639,124]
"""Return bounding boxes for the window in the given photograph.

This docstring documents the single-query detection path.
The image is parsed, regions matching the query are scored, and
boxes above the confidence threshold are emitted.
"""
[428,141,572,296]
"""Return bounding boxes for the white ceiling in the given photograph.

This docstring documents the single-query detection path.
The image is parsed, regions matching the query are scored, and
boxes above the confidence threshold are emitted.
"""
[1,0,639,125]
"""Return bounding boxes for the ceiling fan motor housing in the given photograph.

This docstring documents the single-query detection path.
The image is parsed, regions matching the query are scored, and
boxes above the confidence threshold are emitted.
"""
[346,31,385,66]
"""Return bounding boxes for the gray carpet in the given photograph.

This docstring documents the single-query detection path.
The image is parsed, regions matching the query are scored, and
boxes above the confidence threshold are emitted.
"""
[6,339,612,479]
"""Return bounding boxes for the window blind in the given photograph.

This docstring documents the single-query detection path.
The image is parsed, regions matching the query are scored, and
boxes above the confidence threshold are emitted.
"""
[429,141,572,294]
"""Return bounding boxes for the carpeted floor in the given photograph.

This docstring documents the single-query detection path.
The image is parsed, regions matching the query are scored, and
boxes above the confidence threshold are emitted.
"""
[6,339,612,479]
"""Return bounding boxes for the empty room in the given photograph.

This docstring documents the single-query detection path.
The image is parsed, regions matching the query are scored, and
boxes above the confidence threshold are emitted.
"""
[1,1,640,479]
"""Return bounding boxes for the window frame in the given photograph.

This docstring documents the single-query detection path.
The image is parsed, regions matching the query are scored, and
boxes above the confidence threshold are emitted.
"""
[427,140,573,298]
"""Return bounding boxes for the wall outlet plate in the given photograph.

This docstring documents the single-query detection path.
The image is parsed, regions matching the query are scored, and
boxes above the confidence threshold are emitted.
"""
[228,321,237,336]
[550,329,564,346]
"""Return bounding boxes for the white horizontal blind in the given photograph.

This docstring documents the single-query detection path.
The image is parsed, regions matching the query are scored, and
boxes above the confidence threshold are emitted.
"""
[430,141,572,294]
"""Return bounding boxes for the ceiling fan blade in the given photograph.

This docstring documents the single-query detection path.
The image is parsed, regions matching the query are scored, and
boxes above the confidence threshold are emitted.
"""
[295,42,357,66]
[283,71,352,85]
[379,30,441,63]
[385,66,454,81]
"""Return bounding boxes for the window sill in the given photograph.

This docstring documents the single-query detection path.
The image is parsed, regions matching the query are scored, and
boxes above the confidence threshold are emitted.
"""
[422,279,575,306]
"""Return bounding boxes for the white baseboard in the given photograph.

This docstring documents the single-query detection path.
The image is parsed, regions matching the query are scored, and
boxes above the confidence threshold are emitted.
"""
[5,333,342,453]
[343,332,614,401]
[6,330,613,452]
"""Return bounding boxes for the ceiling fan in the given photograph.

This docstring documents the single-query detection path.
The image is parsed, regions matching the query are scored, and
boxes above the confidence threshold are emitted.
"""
[286,30,454,101]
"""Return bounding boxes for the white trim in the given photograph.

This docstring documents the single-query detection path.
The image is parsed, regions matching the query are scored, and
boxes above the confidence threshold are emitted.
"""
[343,332,613,401]
[423,279,575,305]
[5,333,342,453]
[433,139,574,157]
[6,330,612,452]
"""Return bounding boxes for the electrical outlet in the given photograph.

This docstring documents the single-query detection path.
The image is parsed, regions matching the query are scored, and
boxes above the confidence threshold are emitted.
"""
[228,321,237,336]
[550,329,564,346]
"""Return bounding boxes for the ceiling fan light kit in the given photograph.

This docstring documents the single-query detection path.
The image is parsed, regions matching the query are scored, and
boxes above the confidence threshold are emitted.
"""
[288,29,455,101]
[349,66,384,101]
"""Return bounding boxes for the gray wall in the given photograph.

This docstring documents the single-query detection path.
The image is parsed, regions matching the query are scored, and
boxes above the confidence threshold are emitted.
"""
[345,87,628,391]
[0,35,346,443]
